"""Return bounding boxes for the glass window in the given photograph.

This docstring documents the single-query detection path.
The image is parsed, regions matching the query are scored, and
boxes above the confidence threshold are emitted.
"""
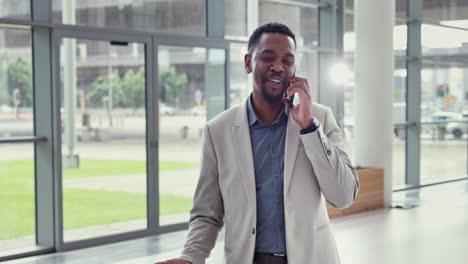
[225,0,248,37]
[158,45,226,226]
[420,125,467,184]
[423,0,468,23]
[396,0,407,18]
[296,50,318,99]
[420,62,467,184]
[0,0,30,20]
[421,64,467,121]
[344,14,354,54]
[52,0,205,36]
[0,144,35,255]
[393,58,407,186]
[229,43,249,107]
[59,38,148,242]
[0,27,33,138]
[345,0,353,10]
[259,0,318,48]
[422,24,468,57]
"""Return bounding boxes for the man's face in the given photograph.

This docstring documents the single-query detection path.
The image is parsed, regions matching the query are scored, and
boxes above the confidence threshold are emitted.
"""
[245,33,296,104]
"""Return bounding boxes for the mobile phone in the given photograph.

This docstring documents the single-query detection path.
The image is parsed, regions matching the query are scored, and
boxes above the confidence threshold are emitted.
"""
[284,90,294,108]
[284,75,294,108]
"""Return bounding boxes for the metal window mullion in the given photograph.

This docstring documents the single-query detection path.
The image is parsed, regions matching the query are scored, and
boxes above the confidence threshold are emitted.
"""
[0,137,47,144]
[32,0,55,252]
[406,0,422,186]
[225,47,231,109]
[146,37,158,232]
[264,0,326,9]
[206,0,224,38]
[50,28,64,251]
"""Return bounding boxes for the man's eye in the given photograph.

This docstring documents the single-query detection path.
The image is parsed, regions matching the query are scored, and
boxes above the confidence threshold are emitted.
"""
[262,57,274,61]
[284,61,294,65]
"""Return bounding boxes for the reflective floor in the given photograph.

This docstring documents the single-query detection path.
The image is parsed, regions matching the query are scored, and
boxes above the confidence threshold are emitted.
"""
[4,180,468,264]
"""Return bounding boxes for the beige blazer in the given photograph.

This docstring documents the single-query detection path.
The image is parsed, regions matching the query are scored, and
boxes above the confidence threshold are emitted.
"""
[181,99,359,264]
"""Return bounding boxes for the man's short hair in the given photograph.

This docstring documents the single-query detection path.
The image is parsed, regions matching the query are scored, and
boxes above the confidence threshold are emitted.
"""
[247,22,296,54]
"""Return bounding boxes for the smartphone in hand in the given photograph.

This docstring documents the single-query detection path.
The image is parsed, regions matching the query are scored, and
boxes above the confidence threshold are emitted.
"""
[284,90,300,108]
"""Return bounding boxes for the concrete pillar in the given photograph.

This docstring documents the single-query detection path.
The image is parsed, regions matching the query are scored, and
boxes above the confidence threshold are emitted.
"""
[353,0,395,206]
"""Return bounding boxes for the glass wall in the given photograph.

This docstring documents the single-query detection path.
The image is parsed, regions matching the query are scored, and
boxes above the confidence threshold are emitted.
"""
[0,144,35,255]
[229,43,249,107]
[157,45,226,226]
[0,27,33,138]
[0,0,30,20]
[52,0,206,35]
[225,0,248,38]
[420,61,468,184]
[420,2,468,184]
[0,27,35,255]
[423,0,468,23]
[59,38,148,242]
[259,0,318,48]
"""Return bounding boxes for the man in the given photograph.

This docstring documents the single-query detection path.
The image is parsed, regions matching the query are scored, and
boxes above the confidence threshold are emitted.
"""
[156,22,359,264]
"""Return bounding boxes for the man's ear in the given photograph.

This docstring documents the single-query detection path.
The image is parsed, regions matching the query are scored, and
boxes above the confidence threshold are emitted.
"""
[244,54,252,74]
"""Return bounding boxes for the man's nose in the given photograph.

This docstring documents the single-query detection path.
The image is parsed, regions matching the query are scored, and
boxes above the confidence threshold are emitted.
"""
[271,64,284,73]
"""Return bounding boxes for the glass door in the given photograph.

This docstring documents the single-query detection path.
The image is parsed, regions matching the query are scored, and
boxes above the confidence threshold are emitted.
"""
[55,33,153,244]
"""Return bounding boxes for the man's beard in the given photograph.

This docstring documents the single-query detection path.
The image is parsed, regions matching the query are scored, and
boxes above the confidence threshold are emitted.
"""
[259,78,288,104]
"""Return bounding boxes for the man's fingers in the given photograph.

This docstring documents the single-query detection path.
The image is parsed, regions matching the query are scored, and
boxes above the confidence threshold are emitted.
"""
[288,78,311,98]
[288,87,310,101]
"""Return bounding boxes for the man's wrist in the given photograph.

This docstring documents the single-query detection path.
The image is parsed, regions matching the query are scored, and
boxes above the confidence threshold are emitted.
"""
[299,119,314,130]
[300,118,320,134]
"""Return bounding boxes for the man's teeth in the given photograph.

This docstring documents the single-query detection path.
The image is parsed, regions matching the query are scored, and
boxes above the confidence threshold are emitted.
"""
[270,79,281,84]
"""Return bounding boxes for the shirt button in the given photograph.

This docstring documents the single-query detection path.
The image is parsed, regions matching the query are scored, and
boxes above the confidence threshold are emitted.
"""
[327,149,332,155]
[252,228,256,235]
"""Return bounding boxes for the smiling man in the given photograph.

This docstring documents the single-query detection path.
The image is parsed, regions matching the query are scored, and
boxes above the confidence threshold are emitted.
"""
[155,22,359,264]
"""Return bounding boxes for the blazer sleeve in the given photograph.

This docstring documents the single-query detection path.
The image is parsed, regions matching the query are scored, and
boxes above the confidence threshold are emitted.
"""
[180,125,224,264]
[300,107,360,209]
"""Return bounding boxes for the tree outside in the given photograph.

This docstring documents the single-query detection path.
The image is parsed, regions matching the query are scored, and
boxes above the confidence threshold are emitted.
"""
[6,57,32,107]
[159,66,188,106]
[87,66,187,109]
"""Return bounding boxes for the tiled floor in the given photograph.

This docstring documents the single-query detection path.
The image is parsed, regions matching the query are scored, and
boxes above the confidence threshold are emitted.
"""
[4,180,468,264]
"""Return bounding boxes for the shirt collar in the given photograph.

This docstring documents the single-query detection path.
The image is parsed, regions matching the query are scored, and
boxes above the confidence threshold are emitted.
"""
[247,94,288,127]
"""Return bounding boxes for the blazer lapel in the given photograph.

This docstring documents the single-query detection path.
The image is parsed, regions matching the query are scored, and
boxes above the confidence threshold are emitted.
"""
[232,100,257,210]
[284,114,301,195]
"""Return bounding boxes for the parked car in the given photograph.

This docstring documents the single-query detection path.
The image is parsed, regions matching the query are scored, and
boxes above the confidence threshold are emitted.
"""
[462,110,468,119]
[447,110,468,139]
[0,104,14,113]
[431,112,466,139]
[159,103,175,116]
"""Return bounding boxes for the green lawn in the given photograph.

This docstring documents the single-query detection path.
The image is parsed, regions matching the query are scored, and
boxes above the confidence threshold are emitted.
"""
[0,159,196,240]
[2,158,199,180]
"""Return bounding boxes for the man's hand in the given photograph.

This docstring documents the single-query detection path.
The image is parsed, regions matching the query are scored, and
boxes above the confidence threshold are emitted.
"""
[283,76,314,129]
[154,258,191,264]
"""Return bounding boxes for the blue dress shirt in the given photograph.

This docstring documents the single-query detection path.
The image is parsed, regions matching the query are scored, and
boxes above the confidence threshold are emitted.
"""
[247,96,288,255]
